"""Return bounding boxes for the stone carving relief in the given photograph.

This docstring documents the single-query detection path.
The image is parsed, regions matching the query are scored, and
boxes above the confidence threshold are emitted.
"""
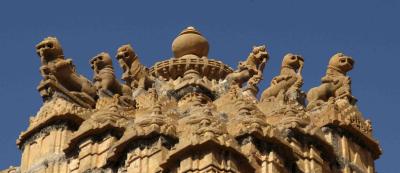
[230,97,272,137]
[180,104,226,140]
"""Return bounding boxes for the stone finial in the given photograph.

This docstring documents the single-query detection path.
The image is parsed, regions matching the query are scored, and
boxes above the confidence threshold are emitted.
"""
[172,26,209,58]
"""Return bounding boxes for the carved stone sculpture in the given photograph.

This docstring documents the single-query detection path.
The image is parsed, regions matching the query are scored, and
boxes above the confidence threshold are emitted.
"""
[260,53,304,103]
[90,52,132,97]
[226,45,269,88]
[7,28,381,173]
[307,53,355,109]
[257,54,307,127]
[116,44,154,90]
[36,37,96,107]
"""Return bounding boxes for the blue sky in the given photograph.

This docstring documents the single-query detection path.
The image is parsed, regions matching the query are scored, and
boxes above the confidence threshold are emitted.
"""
[0,1,398,172]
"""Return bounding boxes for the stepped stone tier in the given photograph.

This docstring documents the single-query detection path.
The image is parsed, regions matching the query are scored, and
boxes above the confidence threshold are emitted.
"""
[1,27,381,173]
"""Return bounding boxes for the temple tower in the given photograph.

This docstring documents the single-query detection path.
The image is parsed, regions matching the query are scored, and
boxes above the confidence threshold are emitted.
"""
[2,27,381,173]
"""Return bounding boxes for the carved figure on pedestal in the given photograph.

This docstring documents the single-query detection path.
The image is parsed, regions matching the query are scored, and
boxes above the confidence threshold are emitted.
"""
[90,52,132,98]
[307,53,355,109]
[116,44,154,91]
[36,37,96,106]
[260,53,304,104]
[225,45,269,96]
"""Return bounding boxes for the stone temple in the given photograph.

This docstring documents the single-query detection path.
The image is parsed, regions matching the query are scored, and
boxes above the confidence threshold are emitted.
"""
[1,27,381,173]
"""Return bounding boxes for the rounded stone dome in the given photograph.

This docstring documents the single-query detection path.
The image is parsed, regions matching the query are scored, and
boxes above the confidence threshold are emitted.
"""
[172,26,209,58]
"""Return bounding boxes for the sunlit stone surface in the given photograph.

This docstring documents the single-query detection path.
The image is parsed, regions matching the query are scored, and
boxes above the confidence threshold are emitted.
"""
[1,27,381,173]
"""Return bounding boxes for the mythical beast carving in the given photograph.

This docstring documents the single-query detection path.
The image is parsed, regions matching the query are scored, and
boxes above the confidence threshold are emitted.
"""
[36,37,96,106]
[260,53,304,103]
[307,53,355,109]
[90,52,132,97]
[116,44,154,90]
[225,45,269,89]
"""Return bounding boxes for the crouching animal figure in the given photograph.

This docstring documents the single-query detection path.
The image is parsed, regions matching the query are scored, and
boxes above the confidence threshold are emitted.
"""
[90,52,132,97]
[307,53,355,109]
[115,44,154,90]
[225,45,269,88]
[260,53,304,103]
[36,37,97,103]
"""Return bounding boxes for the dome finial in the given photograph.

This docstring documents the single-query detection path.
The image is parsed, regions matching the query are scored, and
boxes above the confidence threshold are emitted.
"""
[172,26,209,58]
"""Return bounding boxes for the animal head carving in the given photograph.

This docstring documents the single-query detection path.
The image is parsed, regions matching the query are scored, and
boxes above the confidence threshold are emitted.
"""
[328,53,354,74]
[116,44,136,65]
[251,45,269,63]
[282,53,304,70]
[35,37,64,62]
[90,52,113,72]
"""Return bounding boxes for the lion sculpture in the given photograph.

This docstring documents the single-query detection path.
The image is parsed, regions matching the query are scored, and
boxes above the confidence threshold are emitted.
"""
[115,44,154,90]
[36,37,97,102]
[260,53,304,103]
[225,45,269,88]
[306,53,355,108]
[90,52,132,97]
